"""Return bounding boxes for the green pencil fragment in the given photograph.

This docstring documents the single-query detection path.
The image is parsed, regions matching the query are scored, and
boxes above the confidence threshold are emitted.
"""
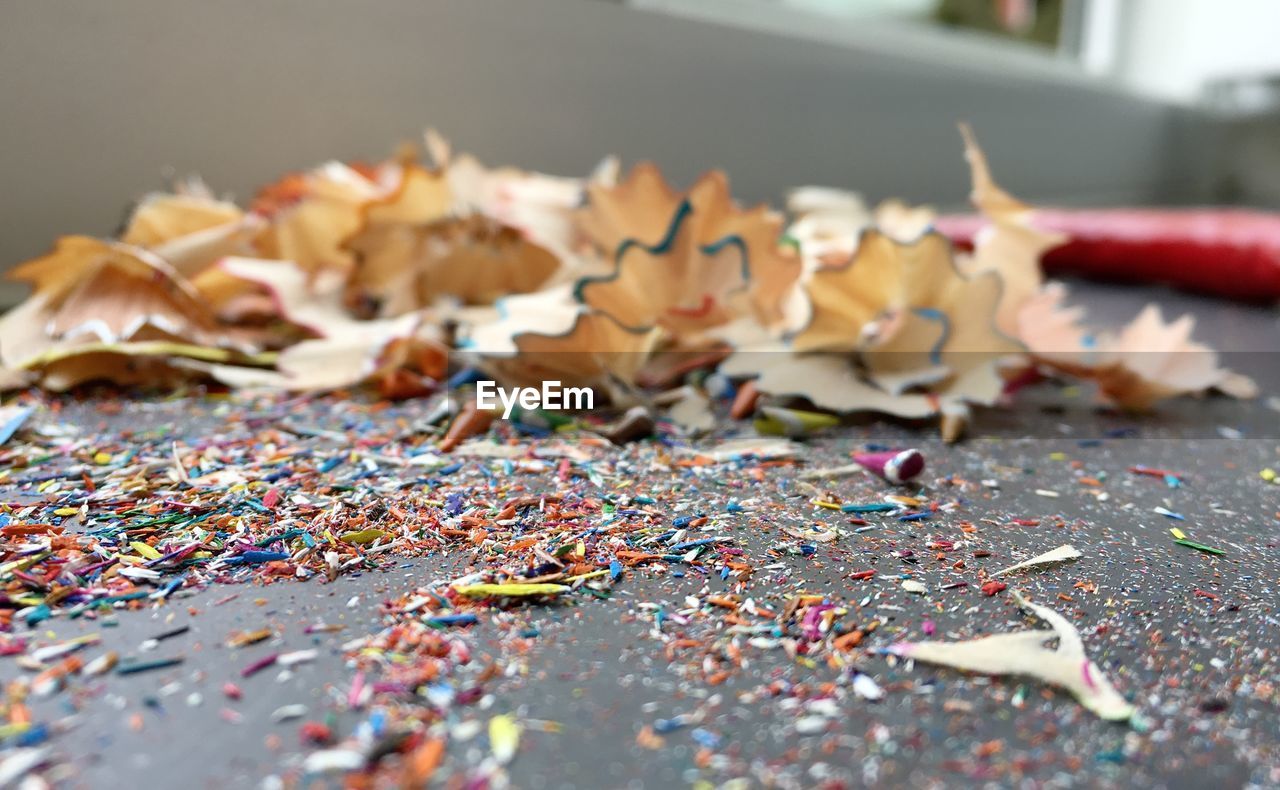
[1173,539,1225,555]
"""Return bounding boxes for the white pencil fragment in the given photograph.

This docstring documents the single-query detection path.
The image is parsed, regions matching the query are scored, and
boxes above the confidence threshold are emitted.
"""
[271,704,309,722]
[992,544,1081,577]
[303,749,365,774]
[884,591,1134,721]
[798,462,865,481]
[0,748,50,787]
[852,672,886,701]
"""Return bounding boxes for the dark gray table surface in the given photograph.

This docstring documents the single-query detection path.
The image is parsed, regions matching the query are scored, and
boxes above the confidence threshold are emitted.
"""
[1,280,1277,789]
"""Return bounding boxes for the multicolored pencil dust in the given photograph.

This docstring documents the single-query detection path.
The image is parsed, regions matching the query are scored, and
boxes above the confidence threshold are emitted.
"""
[0,387,1277,787]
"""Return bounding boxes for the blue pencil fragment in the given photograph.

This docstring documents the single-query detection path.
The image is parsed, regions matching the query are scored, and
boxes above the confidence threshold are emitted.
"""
[669,538,719,552]
[240,551,290,564]
[447,368,485,390]
[0,406,34,445]
[841,503,898,513]
[154,574,188,599]
[425,613,478,628]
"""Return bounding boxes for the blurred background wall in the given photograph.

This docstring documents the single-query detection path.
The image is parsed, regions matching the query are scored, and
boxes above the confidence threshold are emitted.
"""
[2,0,1273,304]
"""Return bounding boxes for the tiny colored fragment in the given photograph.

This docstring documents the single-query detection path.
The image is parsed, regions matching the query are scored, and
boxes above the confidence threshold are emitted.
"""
[489,714,521,765]
[454,583,571,597]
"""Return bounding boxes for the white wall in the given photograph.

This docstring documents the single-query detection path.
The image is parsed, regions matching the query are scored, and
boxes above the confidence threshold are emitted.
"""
[1117,0,1280,103]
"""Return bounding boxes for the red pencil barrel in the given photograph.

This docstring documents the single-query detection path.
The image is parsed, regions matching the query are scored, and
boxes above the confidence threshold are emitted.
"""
[933,208,1280,303]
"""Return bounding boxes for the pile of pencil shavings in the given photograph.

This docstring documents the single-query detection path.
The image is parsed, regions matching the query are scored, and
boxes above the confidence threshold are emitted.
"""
[0,127,1254,442]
